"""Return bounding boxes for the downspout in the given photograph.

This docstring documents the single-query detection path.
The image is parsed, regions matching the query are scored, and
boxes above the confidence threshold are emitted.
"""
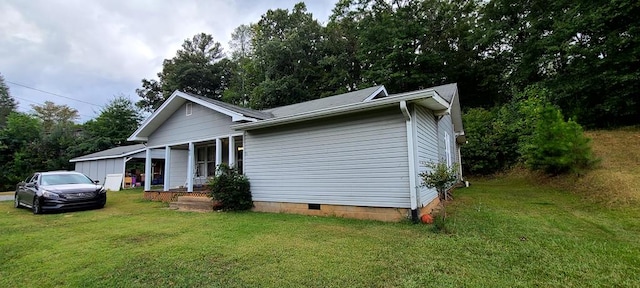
[400,101,419,223]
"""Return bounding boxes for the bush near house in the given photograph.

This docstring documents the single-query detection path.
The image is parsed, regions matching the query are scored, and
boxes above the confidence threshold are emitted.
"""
[207,164,252,211]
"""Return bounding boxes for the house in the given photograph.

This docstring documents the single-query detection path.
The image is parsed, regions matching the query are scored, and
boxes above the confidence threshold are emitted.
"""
[70,144,165,189]
[126,83,465,221]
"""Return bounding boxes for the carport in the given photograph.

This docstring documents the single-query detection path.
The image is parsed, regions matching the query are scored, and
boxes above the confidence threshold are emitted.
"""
[69,144,165,189]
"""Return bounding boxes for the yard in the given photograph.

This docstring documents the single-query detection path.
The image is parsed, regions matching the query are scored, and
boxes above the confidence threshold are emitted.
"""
[1,175,639,287]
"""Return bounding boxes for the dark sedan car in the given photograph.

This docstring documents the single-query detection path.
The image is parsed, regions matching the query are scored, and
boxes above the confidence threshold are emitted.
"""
[14,171,107,214]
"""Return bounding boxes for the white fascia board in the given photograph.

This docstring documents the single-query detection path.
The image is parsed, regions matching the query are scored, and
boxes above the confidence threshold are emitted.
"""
[233,89,443,131]
[127,91,184,142]
[69,148,147,163]
[181,92,259,122]
[363,86,389,101]
[127,90,259,142]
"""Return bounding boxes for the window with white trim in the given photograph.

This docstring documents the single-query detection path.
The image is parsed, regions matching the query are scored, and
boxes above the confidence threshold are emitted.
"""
[196,145,216,177]
[444,131,452,167]
[186,103,193,116]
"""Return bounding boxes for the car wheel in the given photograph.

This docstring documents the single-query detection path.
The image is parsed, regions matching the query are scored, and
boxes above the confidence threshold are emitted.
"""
[14,194,22,209]
[32,197,42,214]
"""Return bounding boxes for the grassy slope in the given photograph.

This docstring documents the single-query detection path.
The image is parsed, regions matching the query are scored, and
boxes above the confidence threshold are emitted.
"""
[0,128,638,287]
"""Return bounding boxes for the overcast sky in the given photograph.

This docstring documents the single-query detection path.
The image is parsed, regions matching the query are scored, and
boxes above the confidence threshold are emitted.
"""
[1,0,335,122]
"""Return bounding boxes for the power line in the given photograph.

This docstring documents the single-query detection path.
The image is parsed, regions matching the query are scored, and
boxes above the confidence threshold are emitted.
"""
[6,80,102,107]
[13,95,96,120]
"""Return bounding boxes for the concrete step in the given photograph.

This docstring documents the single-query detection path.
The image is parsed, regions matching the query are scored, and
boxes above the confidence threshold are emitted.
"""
[170,196,214,212]
[169,201,214,212]
[176,195,213,203]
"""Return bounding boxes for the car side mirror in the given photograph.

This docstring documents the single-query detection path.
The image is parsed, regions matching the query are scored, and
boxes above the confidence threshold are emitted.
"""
[93,180,100,184]
[25,183,35,188]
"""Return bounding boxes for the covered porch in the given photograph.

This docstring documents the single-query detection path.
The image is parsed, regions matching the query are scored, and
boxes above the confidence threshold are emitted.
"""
[142,134,244,195]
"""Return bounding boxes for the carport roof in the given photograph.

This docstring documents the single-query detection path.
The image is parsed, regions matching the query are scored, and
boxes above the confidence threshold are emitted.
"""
[69,144,146,162]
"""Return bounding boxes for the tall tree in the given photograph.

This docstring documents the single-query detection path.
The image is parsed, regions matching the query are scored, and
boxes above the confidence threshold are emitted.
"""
[0,73,18,128]
[477,0,640,127]
[136,33,230,111]
[249,2,326,109]
[223,25,256,106]
[82,96,143,153]
[0,112,42,190]
[30,101,79,133]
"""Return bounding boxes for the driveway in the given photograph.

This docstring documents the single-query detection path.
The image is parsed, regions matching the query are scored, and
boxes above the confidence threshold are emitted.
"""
[0,194,14,202]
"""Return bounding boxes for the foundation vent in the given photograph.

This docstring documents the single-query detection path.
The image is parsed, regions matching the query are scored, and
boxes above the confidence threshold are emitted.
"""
[308,203,321,210]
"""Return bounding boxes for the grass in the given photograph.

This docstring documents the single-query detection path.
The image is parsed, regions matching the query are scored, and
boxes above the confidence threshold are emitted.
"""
[1,179,639,287]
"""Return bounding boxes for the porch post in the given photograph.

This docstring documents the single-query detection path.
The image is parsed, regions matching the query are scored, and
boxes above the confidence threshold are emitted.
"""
[228,136,235,168]
[163,146,171,191]
[187,142,194,192]
[215,138,222,167]
[144,148,151,191]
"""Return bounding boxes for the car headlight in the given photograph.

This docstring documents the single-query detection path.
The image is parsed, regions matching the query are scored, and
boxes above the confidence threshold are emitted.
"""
[97,187,106,194]
[42,190,60,198]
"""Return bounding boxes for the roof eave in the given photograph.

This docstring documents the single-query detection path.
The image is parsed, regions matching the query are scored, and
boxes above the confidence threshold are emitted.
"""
[233,89,448,131]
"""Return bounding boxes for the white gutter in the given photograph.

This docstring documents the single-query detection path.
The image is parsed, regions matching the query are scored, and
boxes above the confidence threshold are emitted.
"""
[233,89,447,131]
[400,100,419,222]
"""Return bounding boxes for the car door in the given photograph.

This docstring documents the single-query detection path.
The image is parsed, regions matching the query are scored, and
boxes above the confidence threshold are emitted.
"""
[17,174,34,204]
[24,174,39,206]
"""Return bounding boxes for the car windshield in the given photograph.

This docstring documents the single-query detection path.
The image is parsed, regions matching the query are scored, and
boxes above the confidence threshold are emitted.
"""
[41,174,94,185]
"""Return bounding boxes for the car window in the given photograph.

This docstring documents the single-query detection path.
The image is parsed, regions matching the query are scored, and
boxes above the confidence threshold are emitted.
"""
[25,174,35,183]
[31,174,39,184]
[41,174,94,185]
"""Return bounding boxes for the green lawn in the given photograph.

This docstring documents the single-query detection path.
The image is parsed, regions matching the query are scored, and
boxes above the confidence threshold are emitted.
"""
[1,178,639,287]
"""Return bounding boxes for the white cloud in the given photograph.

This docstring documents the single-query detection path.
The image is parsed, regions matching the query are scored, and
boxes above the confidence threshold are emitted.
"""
[0,0,335,122]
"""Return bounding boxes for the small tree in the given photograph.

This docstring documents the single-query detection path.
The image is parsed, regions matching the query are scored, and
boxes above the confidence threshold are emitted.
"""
[419,161,459,223]
[207,164,252,211]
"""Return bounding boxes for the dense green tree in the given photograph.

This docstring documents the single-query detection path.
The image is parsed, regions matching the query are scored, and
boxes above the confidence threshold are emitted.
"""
[0,73,18,128]
[0,113,43,190]
[82,96,143,153]
[136,33,230,111]
[477,0,640,127]
[249,2,326,109]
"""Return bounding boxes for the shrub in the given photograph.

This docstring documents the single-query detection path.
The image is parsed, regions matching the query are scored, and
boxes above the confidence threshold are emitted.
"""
[419,161,459,223]
[521,106,597,174]
[207,164,252,211]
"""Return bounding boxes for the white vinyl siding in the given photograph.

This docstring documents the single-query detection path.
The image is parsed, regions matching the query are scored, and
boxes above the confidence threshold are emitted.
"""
[74,158,123,184]
[244,108,410,208]
[414,106,439,206]
[169,149,188,189]
[147,102,235,147]
[438,114,458,166]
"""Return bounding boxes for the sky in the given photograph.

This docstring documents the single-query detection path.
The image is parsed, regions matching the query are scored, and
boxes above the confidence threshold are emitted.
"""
[1,0,335,122]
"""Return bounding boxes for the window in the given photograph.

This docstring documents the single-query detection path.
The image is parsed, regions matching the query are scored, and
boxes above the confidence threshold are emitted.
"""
[196,145,216,177]
[444,132,452,167]
[186,103,192,116]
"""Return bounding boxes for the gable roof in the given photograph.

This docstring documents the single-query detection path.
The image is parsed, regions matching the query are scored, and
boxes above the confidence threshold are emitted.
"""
[263,86,387,118]
[233,85,452,131]
[69,144,146,162]
[128,91,268,142]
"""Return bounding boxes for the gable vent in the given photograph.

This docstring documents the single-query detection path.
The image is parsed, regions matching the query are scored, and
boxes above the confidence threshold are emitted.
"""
[186,103,193,116]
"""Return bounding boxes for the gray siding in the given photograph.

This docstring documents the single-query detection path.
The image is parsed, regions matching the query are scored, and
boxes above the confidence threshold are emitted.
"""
[147,102,235,147]
[245,108,411,208]
[74,158,122,184]
[414,106,439,206]
[169,149,189,189]
[438,114,458,166]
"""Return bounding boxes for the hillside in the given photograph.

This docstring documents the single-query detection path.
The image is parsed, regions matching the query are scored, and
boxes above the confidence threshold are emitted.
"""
[523,127,640,206]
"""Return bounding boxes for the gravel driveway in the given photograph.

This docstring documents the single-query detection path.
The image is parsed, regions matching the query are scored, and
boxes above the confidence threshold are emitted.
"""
[0,195,14,201]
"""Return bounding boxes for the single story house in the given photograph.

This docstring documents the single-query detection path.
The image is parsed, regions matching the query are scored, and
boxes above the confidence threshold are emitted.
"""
[126,83,465,221]
[70,144,165,189]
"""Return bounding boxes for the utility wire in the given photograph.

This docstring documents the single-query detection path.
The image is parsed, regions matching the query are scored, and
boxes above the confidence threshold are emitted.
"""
[13,95,96,120]
[6,80,102,107]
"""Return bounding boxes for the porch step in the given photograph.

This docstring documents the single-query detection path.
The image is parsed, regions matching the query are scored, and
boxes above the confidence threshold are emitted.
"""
[169,196,214,212]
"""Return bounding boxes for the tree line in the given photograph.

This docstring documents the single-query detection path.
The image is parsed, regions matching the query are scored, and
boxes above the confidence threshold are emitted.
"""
[0,74,142,191]
[137,0,639,128]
